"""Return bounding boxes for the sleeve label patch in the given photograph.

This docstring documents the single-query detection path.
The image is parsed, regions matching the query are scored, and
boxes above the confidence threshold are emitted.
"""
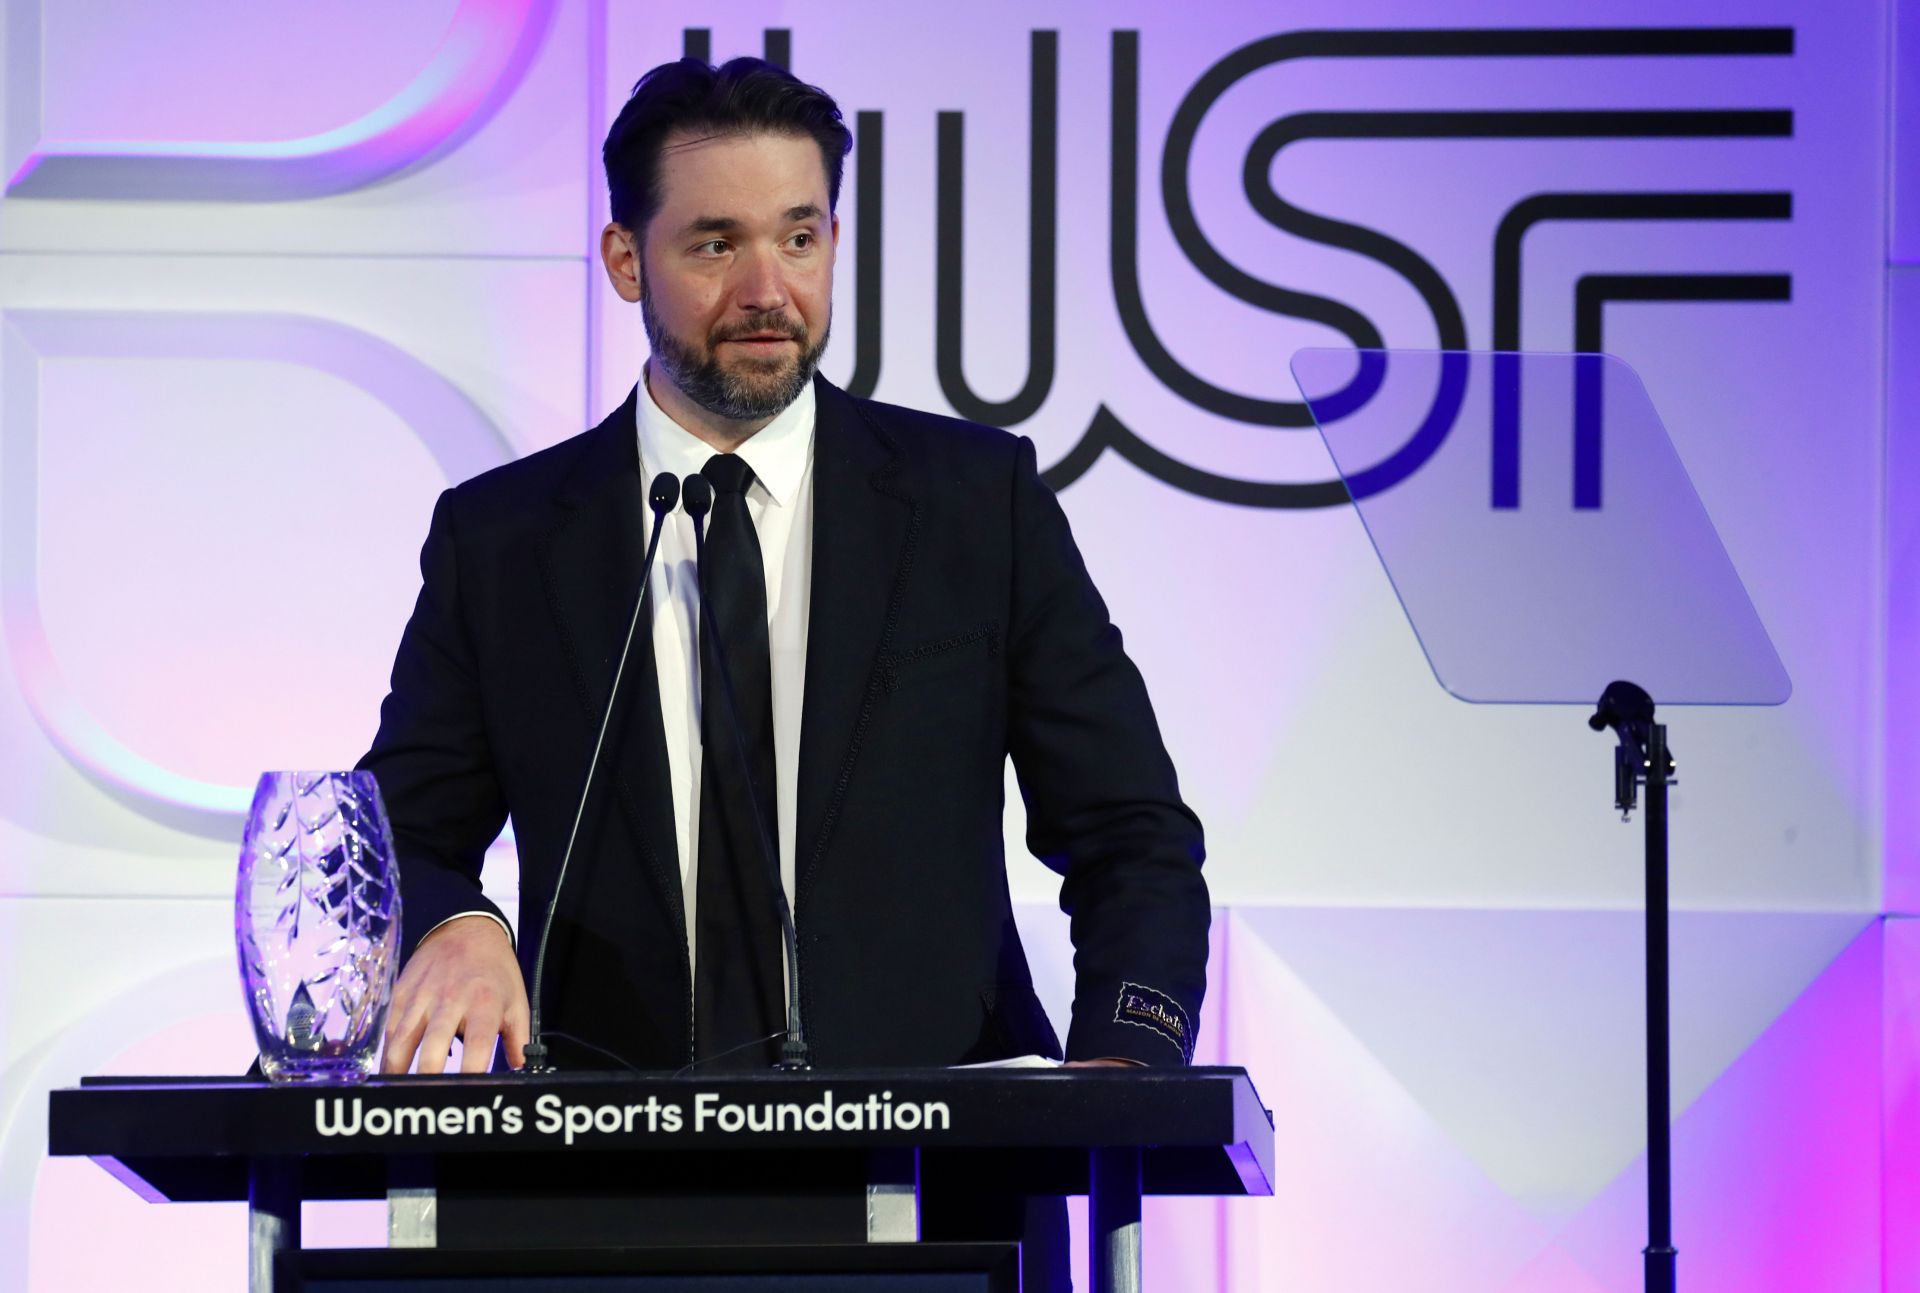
[1114,981,1194,1062]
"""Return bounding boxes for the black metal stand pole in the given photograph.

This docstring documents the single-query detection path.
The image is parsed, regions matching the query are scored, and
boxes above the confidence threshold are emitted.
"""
[1589,681,1678,1293]
[1643,722,1677,1293]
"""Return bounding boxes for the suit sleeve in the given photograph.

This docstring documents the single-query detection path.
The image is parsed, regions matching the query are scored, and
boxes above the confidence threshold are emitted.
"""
[1004,437,1210,1066]
[356,488,512,964]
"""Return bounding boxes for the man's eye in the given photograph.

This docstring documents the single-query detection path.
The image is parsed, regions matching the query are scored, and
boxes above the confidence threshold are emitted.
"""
[696,240,728,255]
[790,233,813,250]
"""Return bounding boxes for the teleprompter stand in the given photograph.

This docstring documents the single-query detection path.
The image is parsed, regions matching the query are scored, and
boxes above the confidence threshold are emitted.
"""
[1291,348,1792,1293]
[1591,680,1680,1293]
[49,1065,1273,1293]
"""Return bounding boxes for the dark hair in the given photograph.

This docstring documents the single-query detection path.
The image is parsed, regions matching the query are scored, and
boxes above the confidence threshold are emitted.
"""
[603,57,853,235]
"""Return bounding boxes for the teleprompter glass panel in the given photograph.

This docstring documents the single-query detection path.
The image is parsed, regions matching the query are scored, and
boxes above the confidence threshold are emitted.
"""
[1288,349,1789,706]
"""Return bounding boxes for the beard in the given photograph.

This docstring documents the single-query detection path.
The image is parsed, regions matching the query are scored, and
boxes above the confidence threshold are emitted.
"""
[640,268,830,422]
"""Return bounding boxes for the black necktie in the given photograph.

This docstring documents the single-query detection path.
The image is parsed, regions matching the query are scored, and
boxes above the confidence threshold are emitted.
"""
[693,453,785,1068]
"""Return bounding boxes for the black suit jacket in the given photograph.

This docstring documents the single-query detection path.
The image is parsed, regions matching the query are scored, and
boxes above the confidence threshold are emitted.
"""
[358,375,1209,1070]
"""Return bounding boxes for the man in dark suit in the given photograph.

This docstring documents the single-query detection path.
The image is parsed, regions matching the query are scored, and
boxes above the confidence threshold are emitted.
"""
[359,55,1207,1284]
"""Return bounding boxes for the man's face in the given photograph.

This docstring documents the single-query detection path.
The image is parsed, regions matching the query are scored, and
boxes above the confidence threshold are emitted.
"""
[636,129,836,422]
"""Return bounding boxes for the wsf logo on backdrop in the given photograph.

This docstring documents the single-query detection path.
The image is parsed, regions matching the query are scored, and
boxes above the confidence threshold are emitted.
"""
[683,24,1795,509]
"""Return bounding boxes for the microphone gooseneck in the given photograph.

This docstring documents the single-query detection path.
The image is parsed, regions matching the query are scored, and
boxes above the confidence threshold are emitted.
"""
[684,470,809,1071]
[521,471,680,1074]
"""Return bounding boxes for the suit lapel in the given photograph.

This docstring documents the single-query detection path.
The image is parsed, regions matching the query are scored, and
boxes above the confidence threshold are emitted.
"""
[795,377,918,907]
[537,389,685,946]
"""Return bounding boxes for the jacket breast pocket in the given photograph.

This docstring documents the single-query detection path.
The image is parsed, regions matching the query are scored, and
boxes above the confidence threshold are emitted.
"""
[880,622,999,693]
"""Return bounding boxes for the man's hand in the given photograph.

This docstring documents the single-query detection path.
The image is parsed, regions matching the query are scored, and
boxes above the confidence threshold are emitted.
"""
[381,916,529,1074]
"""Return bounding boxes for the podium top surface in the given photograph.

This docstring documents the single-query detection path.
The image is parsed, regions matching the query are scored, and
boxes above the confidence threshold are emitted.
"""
[50,1066,1274,1204]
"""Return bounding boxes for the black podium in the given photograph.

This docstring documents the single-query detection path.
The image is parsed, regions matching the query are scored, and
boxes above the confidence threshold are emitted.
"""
[49,1066,1272,1292]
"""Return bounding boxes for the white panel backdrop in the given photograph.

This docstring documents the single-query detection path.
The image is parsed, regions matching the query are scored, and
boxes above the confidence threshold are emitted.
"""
[0,1,1904,1290]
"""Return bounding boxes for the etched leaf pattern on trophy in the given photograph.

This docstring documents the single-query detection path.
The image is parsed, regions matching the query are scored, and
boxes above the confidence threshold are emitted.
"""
[238,771,401,1081]
[334,776,398,1037]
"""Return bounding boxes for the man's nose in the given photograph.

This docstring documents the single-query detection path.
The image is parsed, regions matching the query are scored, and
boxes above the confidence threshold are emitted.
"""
[732,249,789,314]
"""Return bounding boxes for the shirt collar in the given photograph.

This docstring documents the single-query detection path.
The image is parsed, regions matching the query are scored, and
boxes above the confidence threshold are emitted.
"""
[636,367,816,508]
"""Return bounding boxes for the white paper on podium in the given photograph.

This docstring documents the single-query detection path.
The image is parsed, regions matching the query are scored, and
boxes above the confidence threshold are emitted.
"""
[952,1054,1063,1070]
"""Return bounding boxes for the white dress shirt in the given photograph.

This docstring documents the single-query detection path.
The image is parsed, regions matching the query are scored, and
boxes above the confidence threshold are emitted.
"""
[421,378,814,984]
[636,372,815,975]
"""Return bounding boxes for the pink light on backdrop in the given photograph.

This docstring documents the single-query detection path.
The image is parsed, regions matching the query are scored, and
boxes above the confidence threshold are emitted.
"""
[1887,918,1920,1292]
[1887,274,1920,914]
[1554,922,1883,1293]
[1218,907,1884,1291]
[0,310,511,837]
[16,959,384,1291]
[5,0,557,200]
[1219,909,1560,1293]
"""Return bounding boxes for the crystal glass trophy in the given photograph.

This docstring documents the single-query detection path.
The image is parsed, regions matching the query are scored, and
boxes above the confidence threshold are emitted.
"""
[236,771,401,1082]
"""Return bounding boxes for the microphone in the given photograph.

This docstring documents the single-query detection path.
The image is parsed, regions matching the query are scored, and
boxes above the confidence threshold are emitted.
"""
[521,470,681,1074]
[681,471,810,1071]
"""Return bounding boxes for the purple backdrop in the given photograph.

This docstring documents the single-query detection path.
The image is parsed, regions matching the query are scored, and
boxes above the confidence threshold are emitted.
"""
[0,2,1910,1289]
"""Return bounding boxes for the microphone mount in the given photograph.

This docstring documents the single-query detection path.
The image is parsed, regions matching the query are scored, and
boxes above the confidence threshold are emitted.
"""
[1588,680,1677,819]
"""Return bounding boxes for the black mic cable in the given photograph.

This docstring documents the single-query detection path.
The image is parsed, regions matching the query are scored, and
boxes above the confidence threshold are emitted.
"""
[521,470,681,1074]
[681,472,810,1071]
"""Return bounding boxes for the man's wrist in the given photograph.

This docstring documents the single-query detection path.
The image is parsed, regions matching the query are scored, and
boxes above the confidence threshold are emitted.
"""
[419,911,515,950]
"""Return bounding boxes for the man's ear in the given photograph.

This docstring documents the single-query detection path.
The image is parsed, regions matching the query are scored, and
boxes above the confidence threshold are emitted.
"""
[830,213,841,251]
[600,222,642,303]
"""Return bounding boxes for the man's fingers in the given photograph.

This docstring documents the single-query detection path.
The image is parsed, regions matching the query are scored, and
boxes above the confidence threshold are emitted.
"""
[460,1011,503,1074]
[502,1006,530,1071]
[376,921,523,1075]
[415,1011,460,1076]
[381,1002,429,1075]
[380,961,434,1073]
